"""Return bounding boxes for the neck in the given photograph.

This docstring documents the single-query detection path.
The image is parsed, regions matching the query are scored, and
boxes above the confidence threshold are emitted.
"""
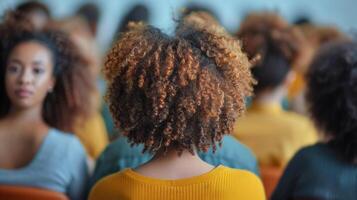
[6,105,44,125]
[152,148,203,165]
[135,148,214,179]
[255,86,286,105]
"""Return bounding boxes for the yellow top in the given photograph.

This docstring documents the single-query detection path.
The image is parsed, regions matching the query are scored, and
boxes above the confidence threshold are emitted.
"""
[288,72,305,99]
[233,103,318,167]
[75,112,109,159]
[89,165,265,200]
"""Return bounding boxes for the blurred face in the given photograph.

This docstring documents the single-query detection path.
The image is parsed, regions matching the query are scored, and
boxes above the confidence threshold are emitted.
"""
[28,11,49,30]
[5,41,55,110]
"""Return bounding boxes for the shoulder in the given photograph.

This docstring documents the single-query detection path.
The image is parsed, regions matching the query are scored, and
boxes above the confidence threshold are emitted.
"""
[220,135,256,156]
[50,128,80,144]
[89,170,128,200]
[220,166,262,185]
[294,143,326,158]
[208,136,258,170]
[50,128,87,158]
[99,136,150,161]
[283,111,315,129]
[286,143,328,168]
[221,167,265,198]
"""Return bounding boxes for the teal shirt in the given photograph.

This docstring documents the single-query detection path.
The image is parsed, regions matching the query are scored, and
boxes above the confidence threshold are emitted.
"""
[272,143,357,200]
[89,135,259,189]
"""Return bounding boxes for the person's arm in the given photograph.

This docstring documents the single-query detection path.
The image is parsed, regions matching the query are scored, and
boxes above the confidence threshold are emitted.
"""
[67,138,90,200]
[270,148,307,200]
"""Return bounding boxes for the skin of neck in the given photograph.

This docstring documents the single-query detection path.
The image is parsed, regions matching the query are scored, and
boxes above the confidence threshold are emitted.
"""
[254,85,287,105]
[6,104,45,126]
[152,147,201,163]
[135,147,215,179]
[254,70,295,105]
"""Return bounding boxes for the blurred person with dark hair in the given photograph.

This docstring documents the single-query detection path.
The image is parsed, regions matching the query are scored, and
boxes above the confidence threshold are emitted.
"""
[76,3,100,37]
[272,41,357,200]
[288,21,350,114]
[16,1,51,30]
[233,12,317,167]
[181,3,218,21]
[89,12,265,200]
[114,4,150,40]
[49,17,109,160]
[0,12,94,200]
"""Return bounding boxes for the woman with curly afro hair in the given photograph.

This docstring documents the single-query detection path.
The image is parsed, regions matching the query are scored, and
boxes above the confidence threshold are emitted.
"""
[232,12,318,167]
[272,41,357,200]
[89,12,265,200]
[0,12,94,200]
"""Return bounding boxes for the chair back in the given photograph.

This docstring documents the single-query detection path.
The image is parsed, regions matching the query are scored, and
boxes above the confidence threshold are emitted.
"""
[0,185,68,200]
[260,166,283,199]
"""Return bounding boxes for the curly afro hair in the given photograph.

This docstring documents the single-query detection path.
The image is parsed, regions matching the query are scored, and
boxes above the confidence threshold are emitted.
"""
[104,12,254,155]
[0,11,95,133]
[306,41,357,163]
[237,12,306,94]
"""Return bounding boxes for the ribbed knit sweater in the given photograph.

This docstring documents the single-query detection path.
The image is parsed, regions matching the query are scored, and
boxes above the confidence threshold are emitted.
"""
[89,165,265,200]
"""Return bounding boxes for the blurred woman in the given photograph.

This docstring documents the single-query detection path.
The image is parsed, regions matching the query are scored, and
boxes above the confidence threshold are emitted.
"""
[233,12,317,167]
[0,12,94,200]
[288,22,350,114]
[50,16,109,159]
[271,41,357,200]
[89,12,265,200]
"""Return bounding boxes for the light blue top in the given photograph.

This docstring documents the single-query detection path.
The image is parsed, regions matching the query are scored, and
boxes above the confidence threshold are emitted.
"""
[0,129,89,200]
[89,135,259,189]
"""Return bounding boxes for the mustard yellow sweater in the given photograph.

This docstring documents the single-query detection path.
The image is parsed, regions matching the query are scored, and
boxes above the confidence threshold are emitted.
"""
[233,103,317,167]
[89,165,265,200]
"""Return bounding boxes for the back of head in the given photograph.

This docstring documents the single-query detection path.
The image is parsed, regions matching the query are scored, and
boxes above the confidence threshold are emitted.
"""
[181,3,218,22]
[16,1,50,17]
[16,1,50,30]
[117,4,150,34]
[237,12,305,94]
[76,3,100,36]
[306,41,357,163]
[104,12,253,155]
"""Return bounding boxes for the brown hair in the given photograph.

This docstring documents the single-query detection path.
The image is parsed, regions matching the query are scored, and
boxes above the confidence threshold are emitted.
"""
[104,12,254,154]
[237,12,305,67]
[237,12,306,93]
[0,11,95,133]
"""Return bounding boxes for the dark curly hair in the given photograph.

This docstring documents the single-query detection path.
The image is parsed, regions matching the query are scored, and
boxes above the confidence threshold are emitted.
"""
[237,12,305,94]
[104,12,254,155]
[306,41,357,163]
[0,11,95,133]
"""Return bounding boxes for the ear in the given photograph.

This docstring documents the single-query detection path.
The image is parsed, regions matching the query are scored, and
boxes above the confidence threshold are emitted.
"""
[284,70,296,88]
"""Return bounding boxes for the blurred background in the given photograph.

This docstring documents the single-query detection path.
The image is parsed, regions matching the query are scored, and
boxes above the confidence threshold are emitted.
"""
[1,0,356,55]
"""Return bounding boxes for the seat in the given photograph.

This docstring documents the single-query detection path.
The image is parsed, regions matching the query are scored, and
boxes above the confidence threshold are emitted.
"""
[260,166,283,199]
[0,185,68,200]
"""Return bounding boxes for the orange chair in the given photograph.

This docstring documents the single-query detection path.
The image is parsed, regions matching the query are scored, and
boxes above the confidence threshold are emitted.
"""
[260,166,284,199]
[0,185,68,200]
